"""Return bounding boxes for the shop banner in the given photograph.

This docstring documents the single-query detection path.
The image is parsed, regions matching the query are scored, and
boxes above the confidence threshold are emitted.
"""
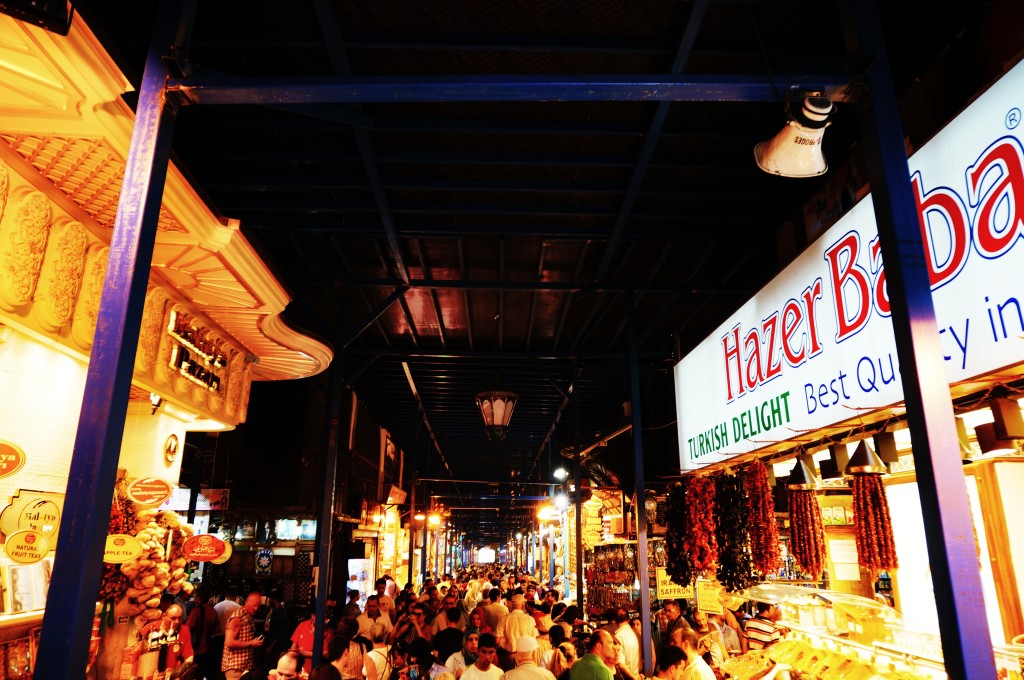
[676,59,1024,470]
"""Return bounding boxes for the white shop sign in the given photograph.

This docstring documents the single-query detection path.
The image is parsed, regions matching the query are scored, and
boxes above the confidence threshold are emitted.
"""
[676,58,1024,471]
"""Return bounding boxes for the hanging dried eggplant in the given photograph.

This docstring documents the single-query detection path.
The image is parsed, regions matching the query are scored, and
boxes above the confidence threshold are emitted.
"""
[665,479,696,587]
[714,472,757,592]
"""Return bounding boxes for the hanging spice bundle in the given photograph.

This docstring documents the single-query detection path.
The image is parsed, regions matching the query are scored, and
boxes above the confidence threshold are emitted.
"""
[714,472,757,592]
[665,479,696,587]
[745,460,781,577]
[851,474,898,575]
[98,478,136,603]
[685,475,719,573]
[788,488,826,580]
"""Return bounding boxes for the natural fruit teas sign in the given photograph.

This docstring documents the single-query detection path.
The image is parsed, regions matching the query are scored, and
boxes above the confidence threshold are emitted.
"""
[676,59,1024,470]
[5,529,49,564]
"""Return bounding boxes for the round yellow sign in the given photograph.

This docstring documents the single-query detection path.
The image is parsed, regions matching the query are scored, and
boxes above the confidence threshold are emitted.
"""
[5,529,49,564]
[211,540,233,565]
[104,534,144,563]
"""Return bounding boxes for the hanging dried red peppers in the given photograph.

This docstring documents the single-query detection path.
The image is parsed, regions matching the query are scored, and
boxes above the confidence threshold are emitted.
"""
[745,460,781,577]
[788,488,826,580]
[714,473,757,592]
[686,475,719,573]
[851,473,898,575]
[98,478,136,603]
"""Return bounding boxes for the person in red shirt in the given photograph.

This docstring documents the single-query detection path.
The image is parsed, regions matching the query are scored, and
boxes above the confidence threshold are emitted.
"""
[292,609,333,675]
[141,604,194,676]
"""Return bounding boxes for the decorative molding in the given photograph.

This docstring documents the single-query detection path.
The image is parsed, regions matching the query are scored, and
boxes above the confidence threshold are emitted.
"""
[0,185,51,310]
[134,288,166,373]
[35,218,88,331]
[69,242,106,349]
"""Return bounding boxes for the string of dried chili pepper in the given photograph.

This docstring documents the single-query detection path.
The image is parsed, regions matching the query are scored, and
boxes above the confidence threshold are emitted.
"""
[745,460,781,577]
[788,488,826,580]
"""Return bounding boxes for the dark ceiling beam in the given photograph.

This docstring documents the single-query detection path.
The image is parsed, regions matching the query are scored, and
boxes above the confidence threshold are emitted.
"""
[172,73,851,105]
[628,241,714,348]
[371,238,420,348]
[553,243,591,352]
[525,243,548,352]
[415,239,448,349]
[595,0,710,282]
[343,347,668,361]
[329,234,391,347]
[457,240,474,351]
[286,233,342,316]
[248,218,778,241]
[498,238,505,353]
[226,199,775,220]
[341,286,408,349]
[603,240,676,351]
[342,33,673,54]
[336,277,751,295]
[572,242,634,351]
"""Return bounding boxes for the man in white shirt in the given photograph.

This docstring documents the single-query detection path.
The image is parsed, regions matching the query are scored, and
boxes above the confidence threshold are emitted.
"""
[375,578,398,623]
[495,595,538,670]
[504,636,555,680]
[611,608,639,677]
[357,595,394,638]
[462,633,505,680]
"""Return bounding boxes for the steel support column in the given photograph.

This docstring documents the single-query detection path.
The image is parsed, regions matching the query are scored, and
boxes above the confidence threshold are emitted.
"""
[572,359,584,611]
[35,1,193,675]
[313,354,344,668]
[627,290,654,675]
[846,2,995,677]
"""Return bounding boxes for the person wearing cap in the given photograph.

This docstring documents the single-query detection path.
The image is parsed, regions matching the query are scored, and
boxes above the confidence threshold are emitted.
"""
[495,594,538,670]
[503,636,555,680]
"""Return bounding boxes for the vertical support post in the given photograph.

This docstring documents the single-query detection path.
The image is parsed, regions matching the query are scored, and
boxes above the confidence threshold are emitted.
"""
[35,2,192,677]
[313,354,344,668]
[408,479,417,588]
[844,2,995,677]
[572,359,584,611]
[627,289,653,676]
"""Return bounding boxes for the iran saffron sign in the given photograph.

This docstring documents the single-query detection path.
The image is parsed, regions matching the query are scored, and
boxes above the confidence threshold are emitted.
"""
[676,58,1024,471]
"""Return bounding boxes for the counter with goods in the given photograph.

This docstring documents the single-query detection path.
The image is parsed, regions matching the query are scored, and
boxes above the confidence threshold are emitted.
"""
[587,542,639,612]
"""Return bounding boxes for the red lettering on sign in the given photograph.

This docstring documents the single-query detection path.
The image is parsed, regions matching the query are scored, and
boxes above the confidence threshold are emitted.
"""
[969,137,1024,258]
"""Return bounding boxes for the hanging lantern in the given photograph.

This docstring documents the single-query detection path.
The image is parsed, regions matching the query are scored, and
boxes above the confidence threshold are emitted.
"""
[475,388,518,441]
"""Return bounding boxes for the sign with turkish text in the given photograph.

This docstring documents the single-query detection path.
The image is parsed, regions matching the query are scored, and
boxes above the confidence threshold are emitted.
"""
[677,59,1024,470]
[212,540,233,565]
[181,534,227,562]
[104,534,144,563]
[0,441,26,479]
[5,529,49,564]
[655,568,693,600]
[0,490,64,547]
[127,477,174,506]
[696,579,724,614]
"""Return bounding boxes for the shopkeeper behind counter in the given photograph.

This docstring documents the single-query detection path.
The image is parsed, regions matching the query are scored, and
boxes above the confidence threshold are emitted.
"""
[743,603,780,651]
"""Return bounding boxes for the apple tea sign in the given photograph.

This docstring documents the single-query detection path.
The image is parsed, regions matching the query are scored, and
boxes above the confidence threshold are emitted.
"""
[182,534,226,562]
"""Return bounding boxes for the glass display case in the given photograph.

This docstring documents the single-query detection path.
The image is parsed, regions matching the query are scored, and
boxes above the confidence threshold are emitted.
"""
[720,583,948,680]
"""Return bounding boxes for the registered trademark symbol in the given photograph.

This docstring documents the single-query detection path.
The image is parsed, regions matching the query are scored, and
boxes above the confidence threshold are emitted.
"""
[1007,107,1022,129]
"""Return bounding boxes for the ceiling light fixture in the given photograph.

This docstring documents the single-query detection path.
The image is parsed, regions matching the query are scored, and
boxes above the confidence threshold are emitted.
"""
[845,439,888,475]
[755,95,835,178]
[786,455,819,490]
[476,381,518,442]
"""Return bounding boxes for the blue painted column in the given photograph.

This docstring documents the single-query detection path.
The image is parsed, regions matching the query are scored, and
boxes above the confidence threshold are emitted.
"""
[627,289,654,676]
[313,353,344,668]
[35,1,193,676]
[845,2,995,677]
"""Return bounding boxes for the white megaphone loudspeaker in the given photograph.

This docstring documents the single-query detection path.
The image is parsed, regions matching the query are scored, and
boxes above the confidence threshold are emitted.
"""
[754,96,834,178]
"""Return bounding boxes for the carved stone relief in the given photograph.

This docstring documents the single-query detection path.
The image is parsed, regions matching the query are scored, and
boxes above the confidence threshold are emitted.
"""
[35,219,88,332]
[134,288,166,373]
[70,243,108,349]
[0,186,52,311]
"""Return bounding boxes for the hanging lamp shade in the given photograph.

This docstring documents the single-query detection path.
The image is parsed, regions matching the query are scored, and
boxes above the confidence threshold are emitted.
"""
[845,439,888,475]
[475,388,518,441]
[786,456,819,490]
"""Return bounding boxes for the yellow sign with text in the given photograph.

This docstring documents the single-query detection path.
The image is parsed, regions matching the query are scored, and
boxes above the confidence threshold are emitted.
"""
[696,579,724,614]
[655,568,693,600]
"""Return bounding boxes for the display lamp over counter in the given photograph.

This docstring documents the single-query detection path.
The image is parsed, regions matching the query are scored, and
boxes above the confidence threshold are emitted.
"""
[785,455,819,490]
[845,439,888,475]
[475,385,518,442]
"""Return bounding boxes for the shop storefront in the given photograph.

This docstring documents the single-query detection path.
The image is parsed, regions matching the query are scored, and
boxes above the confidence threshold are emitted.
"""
[0,11,330,677]
[672,57,1024,677]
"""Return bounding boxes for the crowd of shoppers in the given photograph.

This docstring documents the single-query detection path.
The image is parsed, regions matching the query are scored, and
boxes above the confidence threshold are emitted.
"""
[164,563,776,680]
